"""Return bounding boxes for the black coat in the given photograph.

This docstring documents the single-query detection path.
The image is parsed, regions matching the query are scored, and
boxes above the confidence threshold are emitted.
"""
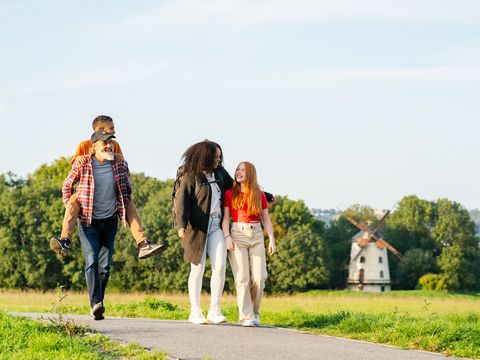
[174,166,233,265]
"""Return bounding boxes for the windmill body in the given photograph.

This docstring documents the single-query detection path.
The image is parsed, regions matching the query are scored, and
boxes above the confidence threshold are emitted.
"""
[347,231,391,292]
[344,211,401,292]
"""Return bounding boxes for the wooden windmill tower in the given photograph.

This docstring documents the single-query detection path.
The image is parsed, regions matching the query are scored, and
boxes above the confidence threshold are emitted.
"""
[345,211,402,292]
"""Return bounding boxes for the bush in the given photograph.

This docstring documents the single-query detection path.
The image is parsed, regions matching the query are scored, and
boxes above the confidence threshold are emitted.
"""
[418,273,448,291]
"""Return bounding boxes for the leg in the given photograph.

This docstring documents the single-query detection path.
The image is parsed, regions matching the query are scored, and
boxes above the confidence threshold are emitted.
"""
[127,200,164,259]
[229,224,255,321]
[188,245,207,311]
[78,224,102,308]
[97,217,118,303]
[125,200,147,245]
[249,225,268,319]
[206,219,226,308]
[61,193,80,240]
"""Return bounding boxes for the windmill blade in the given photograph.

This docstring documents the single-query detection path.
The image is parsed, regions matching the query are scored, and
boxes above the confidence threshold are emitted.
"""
[372,210,390,233]
[345,216,370,233]
[374,237,402,259]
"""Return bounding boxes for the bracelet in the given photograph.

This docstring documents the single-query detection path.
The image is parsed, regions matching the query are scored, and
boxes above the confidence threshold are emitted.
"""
[225,234,231,239]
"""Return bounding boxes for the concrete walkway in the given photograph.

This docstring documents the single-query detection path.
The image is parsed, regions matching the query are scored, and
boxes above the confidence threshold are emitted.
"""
[12,313,466,360]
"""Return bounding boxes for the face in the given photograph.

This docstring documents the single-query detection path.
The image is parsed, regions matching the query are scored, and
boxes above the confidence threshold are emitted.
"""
[213,147,222,169]
[95,123,115,135]
[235,163,246,183]
[94,139,114,161]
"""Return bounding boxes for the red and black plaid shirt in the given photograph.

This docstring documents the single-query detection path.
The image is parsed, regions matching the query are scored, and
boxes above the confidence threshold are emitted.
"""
[62,156,133,227]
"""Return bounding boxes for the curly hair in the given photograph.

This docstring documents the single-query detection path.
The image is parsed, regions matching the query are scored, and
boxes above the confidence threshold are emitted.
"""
[180,139,223,176]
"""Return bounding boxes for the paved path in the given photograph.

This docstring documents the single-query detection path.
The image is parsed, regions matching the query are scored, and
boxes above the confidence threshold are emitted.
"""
[12,313,466,360]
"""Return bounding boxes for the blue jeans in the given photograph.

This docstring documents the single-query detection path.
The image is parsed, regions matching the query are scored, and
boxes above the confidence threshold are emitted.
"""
[78,215,118,307]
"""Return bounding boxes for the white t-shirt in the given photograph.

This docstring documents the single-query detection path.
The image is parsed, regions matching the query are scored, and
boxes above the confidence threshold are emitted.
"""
[205,172,221,215]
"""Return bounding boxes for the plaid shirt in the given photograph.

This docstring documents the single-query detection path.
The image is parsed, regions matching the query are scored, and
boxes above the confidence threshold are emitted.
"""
[62,156,133,227]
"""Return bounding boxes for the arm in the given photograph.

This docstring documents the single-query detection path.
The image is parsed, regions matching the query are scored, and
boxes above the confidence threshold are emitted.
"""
[174,175,193,240]
[222,207,235,251]
[121,160,133,203]
[62,163,81,205]
[261,208,276,255]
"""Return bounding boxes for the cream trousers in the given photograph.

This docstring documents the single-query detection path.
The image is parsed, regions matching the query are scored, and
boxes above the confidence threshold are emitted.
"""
[229,222,268,320]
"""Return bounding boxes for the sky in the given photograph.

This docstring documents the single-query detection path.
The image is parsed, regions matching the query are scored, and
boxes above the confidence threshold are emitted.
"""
[1,0,480,210]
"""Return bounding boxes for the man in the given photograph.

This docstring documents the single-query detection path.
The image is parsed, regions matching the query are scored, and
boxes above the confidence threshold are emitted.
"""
[50,115,163,260]
[62,130,132,320]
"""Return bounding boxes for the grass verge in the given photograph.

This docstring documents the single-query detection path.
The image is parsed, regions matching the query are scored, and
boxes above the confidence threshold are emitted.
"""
[0,312,165,359]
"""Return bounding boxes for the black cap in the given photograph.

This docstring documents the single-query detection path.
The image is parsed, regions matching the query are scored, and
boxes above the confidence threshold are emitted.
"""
[90,130,116,143]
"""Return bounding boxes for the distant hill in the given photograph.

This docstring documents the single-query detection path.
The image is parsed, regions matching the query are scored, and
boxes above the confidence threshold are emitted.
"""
[310,208,338,225]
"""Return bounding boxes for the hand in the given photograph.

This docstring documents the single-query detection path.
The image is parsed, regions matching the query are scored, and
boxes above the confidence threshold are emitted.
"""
[268,240,276,255]
[114,153,124,163]
[178,228,186,240]
[76,155,89,166]
[226,236,235,251]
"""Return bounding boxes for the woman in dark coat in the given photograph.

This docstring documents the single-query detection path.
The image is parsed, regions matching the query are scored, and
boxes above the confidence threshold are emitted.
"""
[174,140,233,324]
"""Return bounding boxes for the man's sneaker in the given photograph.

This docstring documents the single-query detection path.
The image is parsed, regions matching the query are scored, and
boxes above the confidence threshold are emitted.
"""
[241,319,255,327]
[138,240,165,259]
[207,306,226,324]
[49,237,71,257]
[90,302,105,321]
[253,315,261,326]
[189,308,207,325]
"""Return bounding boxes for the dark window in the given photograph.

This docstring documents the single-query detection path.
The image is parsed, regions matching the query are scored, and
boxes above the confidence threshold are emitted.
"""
[379,256,383,263]
[380,270,384,278]
[360,256,365,263]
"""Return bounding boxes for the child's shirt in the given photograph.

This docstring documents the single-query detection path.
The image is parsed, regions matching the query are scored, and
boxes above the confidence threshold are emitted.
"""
[224,189,268,223]
[70,139,123,164]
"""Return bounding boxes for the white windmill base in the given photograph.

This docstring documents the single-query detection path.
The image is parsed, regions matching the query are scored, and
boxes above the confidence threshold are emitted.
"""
[347,282,391,292]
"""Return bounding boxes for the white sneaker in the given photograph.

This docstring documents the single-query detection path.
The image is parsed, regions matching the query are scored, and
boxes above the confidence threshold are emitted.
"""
[189,308,207,325]
[241,319,255,327]
[253,315,261,326]
[207,306,226,324]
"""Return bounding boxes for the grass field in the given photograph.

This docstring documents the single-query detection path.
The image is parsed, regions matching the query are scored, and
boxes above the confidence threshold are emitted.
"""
[2,289,480,358]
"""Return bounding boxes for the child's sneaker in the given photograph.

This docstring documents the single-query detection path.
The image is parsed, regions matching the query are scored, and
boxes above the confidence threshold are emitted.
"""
[138,240,165,259]
[49,237,71,257]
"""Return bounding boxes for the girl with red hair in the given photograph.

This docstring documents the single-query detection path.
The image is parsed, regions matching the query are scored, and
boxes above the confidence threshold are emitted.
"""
[222,161,276,327]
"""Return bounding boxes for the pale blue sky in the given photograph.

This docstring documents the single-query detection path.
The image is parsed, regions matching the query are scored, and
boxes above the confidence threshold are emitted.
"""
[1,0,479,210]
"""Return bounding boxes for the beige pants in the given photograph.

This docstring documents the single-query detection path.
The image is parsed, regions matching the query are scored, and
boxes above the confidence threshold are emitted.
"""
[61,194,147,245]
[228,222,268,321]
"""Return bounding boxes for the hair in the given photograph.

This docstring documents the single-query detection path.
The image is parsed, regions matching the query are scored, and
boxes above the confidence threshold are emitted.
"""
[92,115,114,130]
[180,139,223,176]
[232,161,262,217]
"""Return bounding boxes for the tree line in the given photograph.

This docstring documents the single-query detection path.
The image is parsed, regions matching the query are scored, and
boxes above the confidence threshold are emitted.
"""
[0,158,478,293]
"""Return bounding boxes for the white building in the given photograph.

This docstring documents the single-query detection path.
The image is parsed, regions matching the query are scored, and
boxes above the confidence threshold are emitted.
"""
[347,230,392,292]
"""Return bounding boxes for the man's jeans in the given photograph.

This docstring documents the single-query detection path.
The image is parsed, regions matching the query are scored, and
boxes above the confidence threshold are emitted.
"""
[78,215,118,308]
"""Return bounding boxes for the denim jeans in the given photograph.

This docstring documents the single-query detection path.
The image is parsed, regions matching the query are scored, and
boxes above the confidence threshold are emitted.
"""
[78,215,118,308]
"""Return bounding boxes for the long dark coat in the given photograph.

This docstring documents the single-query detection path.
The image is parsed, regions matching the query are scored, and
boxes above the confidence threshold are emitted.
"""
[174,166,233,265]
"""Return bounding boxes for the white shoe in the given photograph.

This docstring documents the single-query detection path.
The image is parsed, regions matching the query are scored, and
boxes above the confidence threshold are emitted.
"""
[189,308,207,325]
[207,306,226,324]
[241,319,255,327]
[253,315,261,326]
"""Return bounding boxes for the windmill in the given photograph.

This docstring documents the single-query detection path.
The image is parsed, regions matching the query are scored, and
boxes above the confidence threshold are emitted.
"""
[344,211,402,292]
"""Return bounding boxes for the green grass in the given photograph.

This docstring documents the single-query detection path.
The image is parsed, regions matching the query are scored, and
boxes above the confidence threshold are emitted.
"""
[0,312,165,359]
[2,290,480,358]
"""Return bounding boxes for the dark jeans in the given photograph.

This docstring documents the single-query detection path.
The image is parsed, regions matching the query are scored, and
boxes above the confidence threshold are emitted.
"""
[78,214,118,308]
